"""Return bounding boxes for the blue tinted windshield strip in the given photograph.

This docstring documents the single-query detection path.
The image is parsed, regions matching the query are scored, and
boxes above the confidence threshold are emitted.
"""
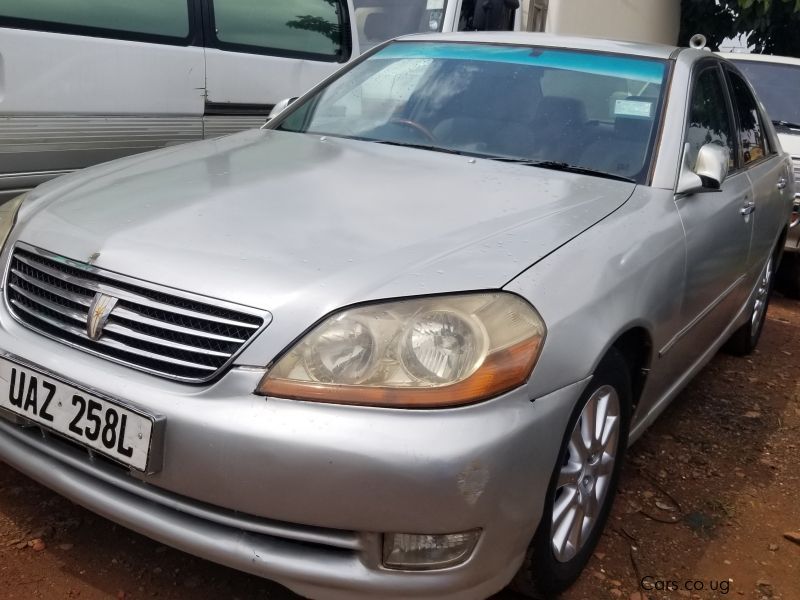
[376,42,666,83]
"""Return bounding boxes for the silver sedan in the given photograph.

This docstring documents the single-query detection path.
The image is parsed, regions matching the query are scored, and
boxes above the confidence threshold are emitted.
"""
[0,32,793,600]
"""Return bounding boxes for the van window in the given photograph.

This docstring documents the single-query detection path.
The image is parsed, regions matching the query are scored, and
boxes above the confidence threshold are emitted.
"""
[733,60,800,129]
[210,0,347,61]
[353,0,448,52]
[0,0,190,40]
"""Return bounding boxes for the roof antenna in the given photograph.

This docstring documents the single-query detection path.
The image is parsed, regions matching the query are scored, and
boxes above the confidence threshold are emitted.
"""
[689,34,709,51]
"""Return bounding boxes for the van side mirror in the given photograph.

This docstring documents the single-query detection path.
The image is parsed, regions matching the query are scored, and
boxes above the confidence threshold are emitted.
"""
[676,143,729,195]
[268,97,298,121]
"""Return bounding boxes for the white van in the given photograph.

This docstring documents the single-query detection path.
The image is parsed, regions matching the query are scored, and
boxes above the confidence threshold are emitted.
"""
[0,0,525,201]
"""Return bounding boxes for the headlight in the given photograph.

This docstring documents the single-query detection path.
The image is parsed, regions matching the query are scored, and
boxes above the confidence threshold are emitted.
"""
[257,293,546,408]
[0,194,25,251]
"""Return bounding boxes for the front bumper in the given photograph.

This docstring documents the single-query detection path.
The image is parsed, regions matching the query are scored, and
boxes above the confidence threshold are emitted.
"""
[0,310,586,600]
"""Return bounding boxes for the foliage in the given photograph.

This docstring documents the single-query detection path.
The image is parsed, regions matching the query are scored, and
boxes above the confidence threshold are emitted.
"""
[286,0,343,47]
[680,0,800,57]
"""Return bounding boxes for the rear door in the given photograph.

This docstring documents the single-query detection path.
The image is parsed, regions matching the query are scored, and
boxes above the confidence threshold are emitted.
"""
[724,67,791,277]
[202,0,357,139]
[0,0,205,202]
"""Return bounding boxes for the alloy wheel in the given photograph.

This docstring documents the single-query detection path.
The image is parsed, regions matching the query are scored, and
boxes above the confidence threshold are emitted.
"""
[551,385,621,563]
[751,255,774,339]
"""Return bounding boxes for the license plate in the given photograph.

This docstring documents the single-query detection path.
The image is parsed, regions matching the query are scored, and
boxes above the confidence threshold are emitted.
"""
[0,356,160,472]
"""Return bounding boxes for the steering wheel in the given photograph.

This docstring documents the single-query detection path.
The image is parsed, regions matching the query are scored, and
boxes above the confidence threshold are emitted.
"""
[387,118,438,143]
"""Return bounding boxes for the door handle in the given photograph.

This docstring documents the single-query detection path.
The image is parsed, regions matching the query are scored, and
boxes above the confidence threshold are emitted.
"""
[740,200,756,216]
[777,176,788,190]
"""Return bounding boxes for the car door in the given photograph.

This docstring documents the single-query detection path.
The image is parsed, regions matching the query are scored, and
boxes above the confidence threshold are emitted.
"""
[202,0,358,139]
[0,0,205,202]
[724,67,791,278]
[672,62,754,355]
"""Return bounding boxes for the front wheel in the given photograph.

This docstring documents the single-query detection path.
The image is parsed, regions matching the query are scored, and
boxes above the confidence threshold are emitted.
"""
[511,350,631,598]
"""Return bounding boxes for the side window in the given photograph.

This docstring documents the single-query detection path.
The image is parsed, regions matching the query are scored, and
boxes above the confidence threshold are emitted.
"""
[0,0,190,41]
[728,71,769,166]
[210,0,347,61]
[685,67,735,172]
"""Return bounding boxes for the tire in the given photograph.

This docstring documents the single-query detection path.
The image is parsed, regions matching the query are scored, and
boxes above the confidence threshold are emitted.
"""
[724,252,775,356]
[776,252,800,299]
[511,349,631,598]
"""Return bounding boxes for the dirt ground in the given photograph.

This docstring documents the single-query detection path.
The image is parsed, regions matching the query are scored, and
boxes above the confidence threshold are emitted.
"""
[1,298,798,600]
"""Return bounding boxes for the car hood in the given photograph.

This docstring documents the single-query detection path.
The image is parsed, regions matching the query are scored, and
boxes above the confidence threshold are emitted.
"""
[14,129,635,314]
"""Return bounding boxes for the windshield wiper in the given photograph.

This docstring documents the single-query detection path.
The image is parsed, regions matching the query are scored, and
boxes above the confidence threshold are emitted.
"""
[772,119,800,131]
[491,159,637,183]
[372,140,485,158]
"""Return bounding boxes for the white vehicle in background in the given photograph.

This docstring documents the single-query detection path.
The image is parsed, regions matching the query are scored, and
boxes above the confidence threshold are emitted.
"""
[722,53,800,295]
[0,0,525,202]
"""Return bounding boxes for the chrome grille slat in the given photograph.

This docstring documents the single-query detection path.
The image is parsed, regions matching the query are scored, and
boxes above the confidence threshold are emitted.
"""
[13,268,247,344]
[5,244,269,382]
[13,268,93,307]
[9,282,88,325]
[11,282,231,359]
[102,322,231,358]
[11,300,218,373]
[15,254,260,329]
[111,305,248,344]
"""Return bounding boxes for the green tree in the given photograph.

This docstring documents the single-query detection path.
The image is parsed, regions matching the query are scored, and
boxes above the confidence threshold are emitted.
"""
[286,0,343,49]
[680,0,800,57]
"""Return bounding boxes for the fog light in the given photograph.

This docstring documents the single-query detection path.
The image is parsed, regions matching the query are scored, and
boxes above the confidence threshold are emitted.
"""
[382,530,481,570]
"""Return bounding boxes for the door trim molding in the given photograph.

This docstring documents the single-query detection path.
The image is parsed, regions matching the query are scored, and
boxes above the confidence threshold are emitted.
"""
[658,274,746,357]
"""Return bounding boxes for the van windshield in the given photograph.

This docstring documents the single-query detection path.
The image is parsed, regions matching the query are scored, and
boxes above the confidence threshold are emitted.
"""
[353,0,449,51]
[275,41,668,183]
[734,60,800,130]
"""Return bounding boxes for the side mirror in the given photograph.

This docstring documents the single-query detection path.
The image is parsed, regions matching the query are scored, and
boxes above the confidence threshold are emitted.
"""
[676,142,729,195]
[267,97,298,121]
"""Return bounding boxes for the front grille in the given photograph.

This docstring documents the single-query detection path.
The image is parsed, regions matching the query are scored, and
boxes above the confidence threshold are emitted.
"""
[5,244,268,382]
[792,157,800,190]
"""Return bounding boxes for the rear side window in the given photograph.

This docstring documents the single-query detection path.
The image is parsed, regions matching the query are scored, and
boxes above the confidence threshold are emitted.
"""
[0,0,191,41]
[210,0,349,62]
[727,71,769,167]
[685,66,735,172]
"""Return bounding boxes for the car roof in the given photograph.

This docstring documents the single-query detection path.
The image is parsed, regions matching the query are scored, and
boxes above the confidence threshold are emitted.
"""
[719,52,800,67]
[394,32,680,60]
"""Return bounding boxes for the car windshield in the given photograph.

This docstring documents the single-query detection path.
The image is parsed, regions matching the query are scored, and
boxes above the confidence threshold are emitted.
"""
[733,60,800,129]
[353,0,449,51]
[275,42,668,183]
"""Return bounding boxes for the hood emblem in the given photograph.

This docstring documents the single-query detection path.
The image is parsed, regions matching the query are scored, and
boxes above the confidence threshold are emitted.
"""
[87,292,118,341]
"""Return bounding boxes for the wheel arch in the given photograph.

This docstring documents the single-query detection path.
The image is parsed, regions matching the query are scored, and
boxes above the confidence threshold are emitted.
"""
[603,326,653,413]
